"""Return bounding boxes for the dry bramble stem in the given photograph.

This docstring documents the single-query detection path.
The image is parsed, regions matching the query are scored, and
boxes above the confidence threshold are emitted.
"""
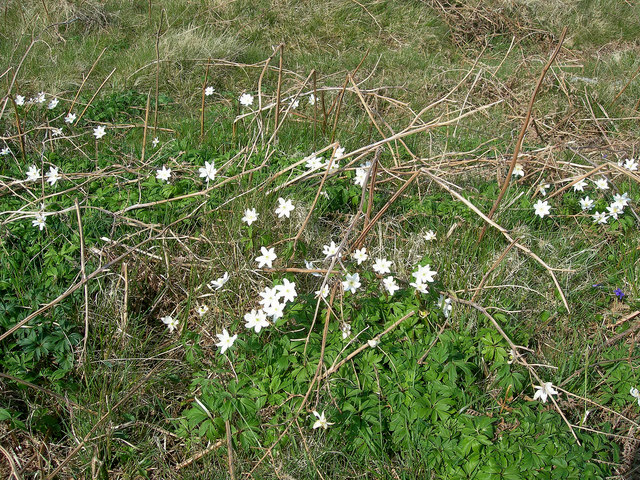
[424,169,571,312]
[479,26,567,242]
[450,297,579,444]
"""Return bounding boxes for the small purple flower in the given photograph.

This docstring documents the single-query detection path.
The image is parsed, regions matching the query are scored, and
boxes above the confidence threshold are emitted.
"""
[614,288,625,300]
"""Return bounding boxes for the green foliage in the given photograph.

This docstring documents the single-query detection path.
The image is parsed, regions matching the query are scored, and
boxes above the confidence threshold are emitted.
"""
[177,282,613,477]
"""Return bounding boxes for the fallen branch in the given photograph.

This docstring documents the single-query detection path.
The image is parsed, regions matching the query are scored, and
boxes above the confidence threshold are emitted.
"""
[479,26,567,242]
[424,169,570,312]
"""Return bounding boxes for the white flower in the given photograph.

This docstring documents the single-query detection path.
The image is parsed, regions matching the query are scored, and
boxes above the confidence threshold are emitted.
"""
[507,347,517,365]
[533,199,551,218]
[51,127,63,137]
[354,167,368,187]
[342,272,361,294]
[65,112,76,124]
[308,94,316,106]
[624,158,638,171]
[156,165,172,182]
[383,276,399,296]
[242,208,259,226]
[290,98,299,109]
[275,197,295,218]
[209,272,229,290]
[48,98,59,109]
[305,260,322,277]
[630,387,640,406]
[315,284,330,298]
[613,193,630,206]
[353,248,368,265]
[161,315,179,333]
[367,339,379,348]
[335,146,345,159]
[341,323,351,339]
[592,211,608,224]
[276,278,297,304]
[573,179,588,192]
[239,93,254,107]
[255,246,277,268]
[305,154,324,170]
[152,137,160,147]
[35,92,46,104]
[539,183,550,196]
[259,286,280,309]
[424,230,436,241]
[322,241,342,260]
[594,177,609,190]
[326,158,340,173]
[198,161,217,182]
[412,264,437,284]
[410,280,429,294]
[196,305,209,316]
[215,329,237,354]
[93,125,106,139]
[244,309,269,333]
[513,163,524,177]
[0,147,10,156]
[312,410,334,430]
[438,295,452,318]
[46,166,61,186]
[26,165,41,182]
[32,212,46,231]
[533,382,558,404]
[372,258,392,275]
[15,95,25,106]
[607,201,624,220]
[579,196,594,211]
[205,86,215,96]
[264,301,286,321]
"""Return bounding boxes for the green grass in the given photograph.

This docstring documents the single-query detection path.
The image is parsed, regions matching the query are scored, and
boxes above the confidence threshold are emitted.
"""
[2,0,640,478]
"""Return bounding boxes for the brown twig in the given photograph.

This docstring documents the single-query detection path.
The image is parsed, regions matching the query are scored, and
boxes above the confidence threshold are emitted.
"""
[75,68,116,126]
[11,97,26,161]
[153,10,164,137]
[479,26,567,242]
[289,144,337,258]
[348,76,399,166]
[320,310,416,381]
[248,285,337,476]
[68,48,106,114]
[364,151,380,228]
[274,44,284,133]
[140,91,151,164]
[350,171,420,251]
[596,315,640,353]
[0,444,21,480]
[200,57,211,139]
[225,419,236,480]
[424,169,570,312]
[450,297,579,443]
